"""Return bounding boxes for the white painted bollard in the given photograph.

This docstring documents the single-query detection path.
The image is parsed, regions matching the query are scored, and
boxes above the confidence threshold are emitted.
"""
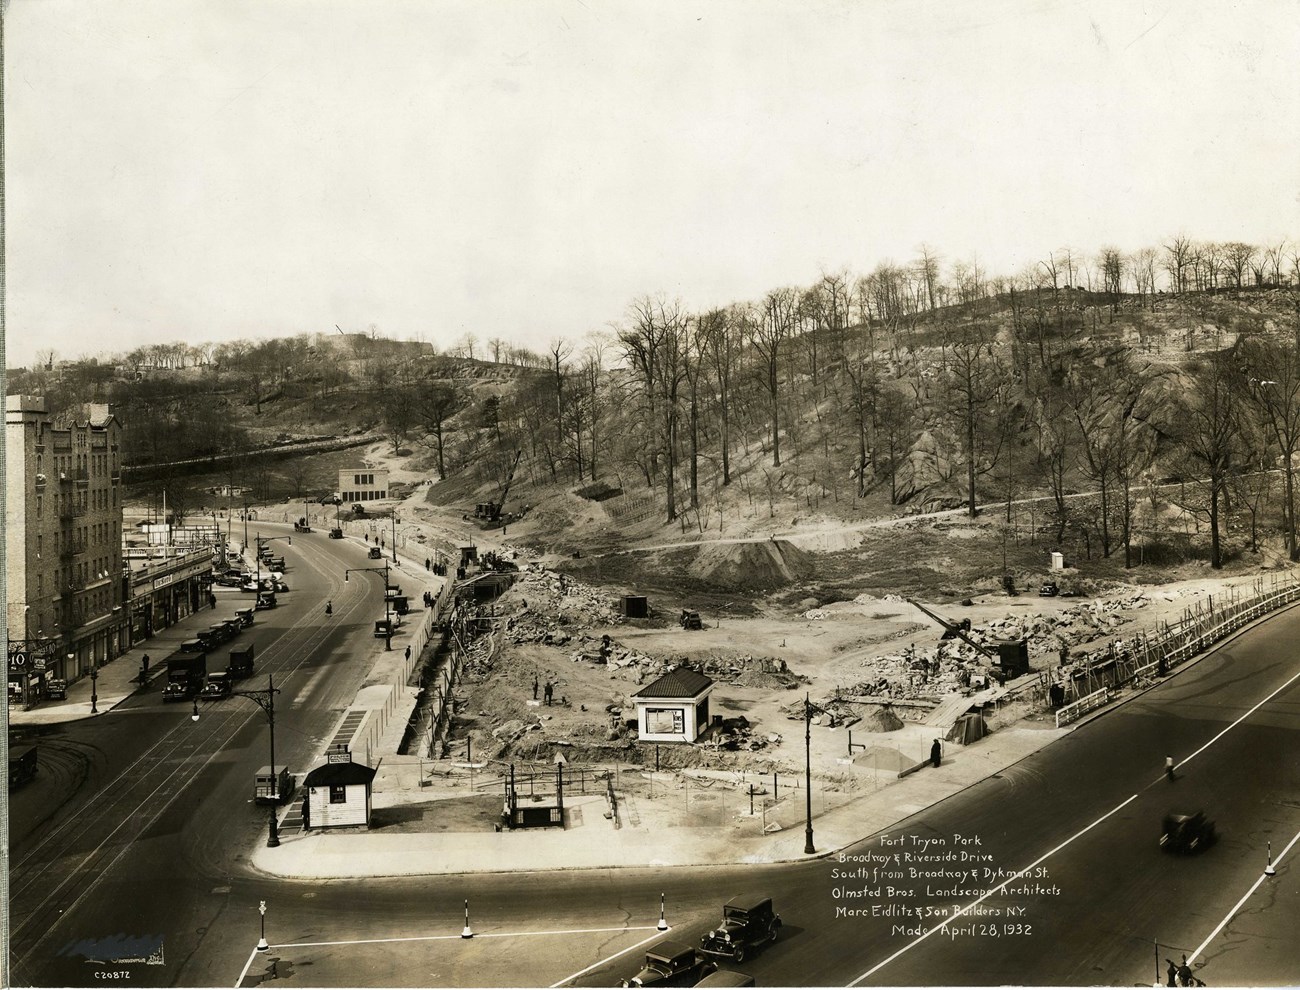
[657,892,669,931]
[462,898,474,938]
[1265,842,1276,877]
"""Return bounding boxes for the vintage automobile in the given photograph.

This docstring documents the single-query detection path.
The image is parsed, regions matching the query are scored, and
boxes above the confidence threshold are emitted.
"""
[368,545,383,559]
[619,941,718,988]
[1161,811,1217,854]
[256,591,278,610]
[1039,582,1060,597]
[235,608,255,628]
[329,527,344,539]
[199,671,232,700]
[700,897,782,963]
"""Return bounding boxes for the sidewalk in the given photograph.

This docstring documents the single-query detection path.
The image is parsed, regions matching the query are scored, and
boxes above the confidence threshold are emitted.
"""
[8,597,236,727]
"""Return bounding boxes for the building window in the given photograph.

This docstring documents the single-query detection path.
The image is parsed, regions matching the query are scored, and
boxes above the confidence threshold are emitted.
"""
[644,707,685,735]
[329,784,347,804]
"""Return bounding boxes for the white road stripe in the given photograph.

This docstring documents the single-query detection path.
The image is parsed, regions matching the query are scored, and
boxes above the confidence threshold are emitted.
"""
[552,927,675,988]
[848,796,1140,985]
[1188,825,1300,966]
[265,924,660,950]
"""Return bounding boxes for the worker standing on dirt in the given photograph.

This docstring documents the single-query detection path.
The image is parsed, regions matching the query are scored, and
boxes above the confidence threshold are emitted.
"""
[533,675,539,701]
[544,680,553,706]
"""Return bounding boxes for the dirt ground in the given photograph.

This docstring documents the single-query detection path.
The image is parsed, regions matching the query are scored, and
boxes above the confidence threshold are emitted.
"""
[213,441,1292,802]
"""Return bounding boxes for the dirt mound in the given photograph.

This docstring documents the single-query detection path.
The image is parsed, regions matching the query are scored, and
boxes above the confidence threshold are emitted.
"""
[853,745,913,771]
[855,705,905,732]
[687,539,815,590]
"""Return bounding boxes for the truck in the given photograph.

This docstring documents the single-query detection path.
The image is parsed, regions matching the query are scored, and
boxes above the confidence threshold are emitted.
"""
[163,650,207,701]
[254,765,295,805]
[9,743,38,789]
[228,643,256,679]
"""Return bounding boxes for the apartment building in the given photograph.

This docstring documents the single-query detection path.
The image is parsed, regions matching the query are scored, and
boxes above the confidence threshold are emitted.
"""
[6,395,126,703]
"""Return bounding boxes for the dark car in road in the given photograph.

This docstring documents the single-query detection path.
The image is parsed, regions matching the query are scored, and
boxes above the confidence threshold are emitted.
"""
[700,897,782,964]
[620,940,718,987]
[1161,811,1217,854]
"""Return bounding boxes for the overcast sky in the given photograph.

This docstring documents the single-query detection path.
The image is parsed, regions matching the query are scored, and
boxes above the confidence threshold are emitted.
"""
[5,0,1299,369]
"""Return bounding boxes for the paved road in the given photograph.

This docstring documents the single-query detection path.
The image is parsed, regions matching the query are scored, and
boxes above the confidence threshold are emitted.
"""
[7,525,384,987]
[10,529,1299,988]
[560,606,1300,988]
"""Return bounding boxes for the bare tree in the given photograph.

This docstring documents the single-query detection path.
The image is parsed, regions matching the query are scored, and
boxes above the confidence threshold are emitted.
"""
[752,287,798,467]
[1222,242,1257,290]
[1177,353,1243,568]
[1240,338,1300,558]
[1164,234,1194,293]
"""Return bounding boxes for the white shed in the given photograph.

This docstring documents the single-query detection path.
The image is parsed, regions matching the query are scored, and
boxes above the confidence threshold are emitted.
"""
[301,759,377,830]
[631,667,715,744]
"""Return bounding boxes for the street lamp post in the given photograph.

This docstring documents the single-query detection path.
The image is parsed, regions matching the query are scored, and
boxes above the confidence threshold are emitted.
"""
[90,660,99,714]
[804,693,815,854]
[346,564,392,650]
[193,674,282,847]
[391,514,399,563]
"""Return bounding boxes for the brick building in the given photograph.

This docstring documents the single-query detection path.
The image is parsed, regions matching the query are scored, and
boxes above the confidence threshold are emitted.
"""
[6,396,127,703]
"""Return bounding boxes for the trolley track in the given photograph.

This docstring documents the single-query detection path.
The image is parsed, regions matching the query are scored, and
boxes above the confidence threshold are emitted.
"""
[7,538,367,971]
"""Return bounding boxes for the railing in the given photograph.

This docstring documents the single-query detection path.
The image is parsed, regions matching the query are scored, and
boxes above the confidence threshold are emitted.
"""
[59,537,87,560]
[1056,576,1300,727]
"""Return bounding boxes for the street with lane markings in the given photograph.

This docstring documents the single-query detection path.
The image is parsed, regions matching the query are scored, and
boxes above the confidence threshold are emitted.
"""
[8,528,1299,987]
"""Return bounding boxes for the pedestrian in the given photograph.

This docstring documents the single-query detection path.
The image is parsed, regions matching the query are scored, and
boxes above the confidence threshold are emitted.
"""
[544,680,553,706]
[425,557,431,571]
[209,592,217,609]
[1166,960,1178,988]
[405,645,411,662]
[532,675,539,700]
[930,738,942,768]
[1165,754,1176,781]
[141,654,150,678]
[365,533,369,543]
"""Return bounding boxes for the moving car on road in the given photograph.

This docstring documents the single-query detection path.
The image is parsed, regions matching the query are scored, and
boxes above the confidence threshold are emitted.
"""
[619,940,718,987]
[1161,811,1217,854]
[700,897,782,964]
[199,671,232,700]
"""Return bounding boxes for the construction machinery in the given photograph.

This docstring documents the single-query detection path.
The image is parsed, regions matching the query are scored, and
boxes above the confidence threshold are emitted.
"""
[474,449,523,526]
[906,598,1031,683]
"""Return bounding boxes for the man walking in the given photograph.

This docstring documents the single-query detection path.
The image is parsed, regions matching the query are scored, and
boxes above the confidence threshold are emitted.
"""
[931,738,942,768]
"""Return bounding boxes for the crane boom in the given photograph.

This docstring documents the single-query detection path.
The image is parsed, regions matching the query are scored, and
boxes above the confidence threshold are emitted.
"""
[905,599,997,660]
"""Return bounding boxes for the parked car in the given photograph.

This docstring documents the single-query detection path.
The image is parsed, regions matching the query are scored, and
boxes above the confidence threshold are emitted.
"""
[620,941,718,988]
[328,527,344,539]
[700,897,782,964]
[1161,811,1217,854]
[1039,582,1059,597]
[368,545,383,559]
